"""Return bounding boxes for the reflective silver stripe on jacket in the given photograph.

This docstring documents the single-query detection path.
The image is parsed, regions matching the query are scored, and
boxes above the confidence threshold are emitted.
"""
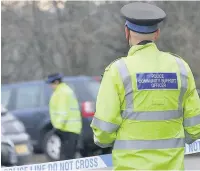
[115,59,133,110]
[60,119,81,124]
[91,117,119,133]
[52,108,79,115]
[114,138,185,150]
[70,107,79,111]
[94,141,113,148]
[122,110,182,120]
[115,57,188,120]
[52,111,67,115]
[94,135,113,148]
[184,114,200,127]
[174,57,188,112]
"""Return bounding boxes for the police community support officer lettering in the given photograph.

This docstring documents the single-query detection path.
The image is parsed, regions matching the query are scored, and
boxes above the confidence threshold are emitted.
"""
[137,73,178,88]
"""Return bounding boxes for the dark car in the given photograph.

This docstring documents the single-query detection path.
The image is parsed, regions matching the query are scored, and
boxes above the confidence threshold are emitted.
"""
[1,76,106,161]
[1,105,33,165]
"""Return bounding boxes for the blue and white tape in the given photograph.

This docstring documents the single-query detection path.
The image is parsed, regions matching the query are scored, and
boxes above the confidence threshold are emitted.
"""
[185,139,200,154]
[2,139,200,171]
[1,155,110,171]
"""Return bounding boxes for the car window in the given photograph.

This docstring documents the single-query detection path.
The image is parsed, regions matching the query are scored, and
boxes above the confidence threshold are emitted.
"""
[86,81,100,100]
[16,85,43,109]
[45,85,53,105]
[1,88,12,108]
[69,80,100,102]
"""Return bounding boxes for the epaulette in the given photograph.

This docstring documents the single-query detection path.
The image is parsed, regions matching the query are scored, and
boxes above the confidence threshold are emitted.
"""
[101,57,123,78]
[105,57,123,71]
[168,52,183,59]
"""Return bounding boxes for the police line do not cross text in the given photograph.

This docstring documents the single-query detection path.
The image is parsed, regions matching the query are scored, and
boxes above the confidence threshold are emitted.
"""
[2,157,101,171]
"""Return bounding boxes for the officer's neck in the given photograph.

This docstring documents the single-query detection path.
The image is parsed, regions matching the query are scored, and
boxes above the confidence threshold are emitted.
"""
[129,37,153,45]
[130,40,153,46]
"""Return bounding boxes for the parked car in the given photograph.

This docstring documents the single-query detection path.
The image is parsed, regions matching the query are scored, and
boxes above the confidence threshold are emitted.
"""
[1,105,33,165]
[1,136,18,167]
[93,76,102,82]
[1,76,108,161]
[197,88,200,96]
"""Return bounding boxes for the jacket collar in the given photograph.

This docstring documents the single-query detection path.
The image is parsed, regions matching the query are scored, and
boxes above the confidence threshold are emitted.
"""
[137,40,153,45]
[128,41,158,56]
[55,82,65,91]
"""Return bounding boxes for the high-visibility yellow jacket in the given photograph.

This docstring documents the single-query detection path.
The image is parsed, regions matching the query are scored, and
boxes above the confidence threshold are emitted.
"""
[91,42,200,170]
[49,83,82,134]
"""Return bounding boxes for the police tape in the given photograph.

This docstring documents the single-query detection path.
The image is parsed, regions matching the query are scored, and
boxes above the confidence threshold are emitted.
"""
[2,139,200,171]
[184,139,200,155]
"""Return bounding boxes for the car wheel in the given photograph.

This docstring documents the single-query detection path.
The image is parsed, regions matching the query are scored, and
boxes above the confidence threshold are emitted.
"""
[43,130,61,161]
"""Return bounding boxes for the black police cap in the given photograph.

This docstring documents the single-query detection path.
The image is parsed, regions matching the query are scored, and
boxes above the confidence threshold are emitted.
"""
[121,2,166,26]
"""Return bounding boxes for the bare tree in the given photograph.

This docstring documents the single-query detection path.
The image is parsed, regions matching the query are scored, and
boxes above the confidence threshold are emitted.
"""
[1,1,200,87]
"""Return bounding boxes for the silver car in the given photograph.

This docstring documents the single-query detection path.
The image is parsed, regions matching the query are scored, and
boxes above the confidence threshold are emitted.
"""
[1,105,33,165]
[1,136,18,167]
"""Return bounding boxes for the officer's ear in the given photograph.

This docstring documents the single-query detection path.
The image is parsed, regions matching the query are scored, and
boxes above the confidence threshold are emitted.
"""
[125,26,130,40]
[154,29,160,41]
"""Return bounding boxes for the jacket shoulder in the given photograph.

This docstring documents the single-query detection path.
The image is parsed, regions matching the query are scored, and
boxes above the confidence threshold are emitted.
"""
[167,52,192,75]
[168,52,190,66]
[105,57,124,71]
[100,57,123,78]
[167,52,183,59]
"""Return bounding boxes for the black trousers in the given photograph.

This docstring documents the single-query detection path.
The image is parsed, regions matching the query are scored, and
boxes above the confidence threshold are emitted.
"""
[56,130,79,160]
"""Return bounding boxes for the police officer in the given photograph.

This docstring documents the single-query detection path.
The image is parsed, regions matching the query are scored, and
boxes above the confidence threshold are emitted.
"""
[46,73,82,160]
[91,2,200,170]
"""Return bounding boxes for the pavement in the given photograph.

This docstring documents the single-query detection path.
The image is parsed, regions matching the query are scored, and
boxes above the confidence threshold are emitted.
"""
[184,153,200,170]
[29,153,200,170]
